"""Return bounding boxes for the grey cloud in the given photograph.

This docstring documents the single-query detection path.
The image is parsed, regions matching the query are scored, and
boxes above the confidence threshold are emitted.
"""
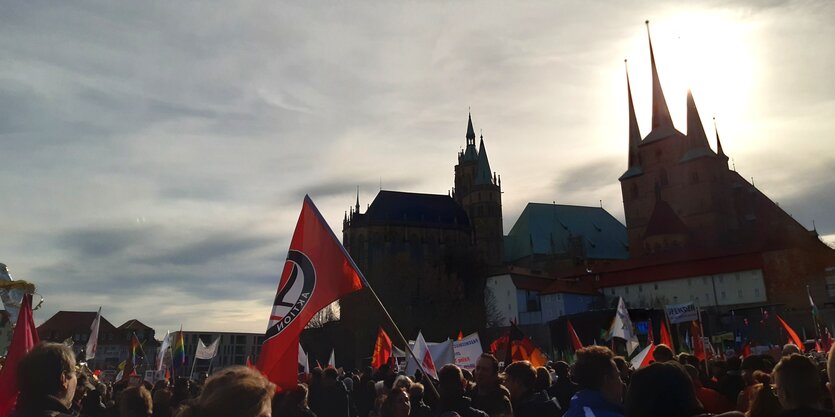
[57,226,155,258]
[136,234,277,267]
[554,156,624,195]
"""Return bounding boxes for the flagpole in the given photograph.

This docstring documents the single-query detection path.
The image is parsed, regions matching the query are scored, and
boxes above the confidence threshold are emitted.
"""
[190,340,199,380]
[808,285,822,342]
[362,286,440,398]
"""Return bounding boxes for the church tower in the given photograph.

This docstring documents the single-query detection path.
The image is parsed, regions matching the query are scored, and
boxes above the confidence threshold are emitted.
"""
[453,113,504,267]
[619,22,739,256]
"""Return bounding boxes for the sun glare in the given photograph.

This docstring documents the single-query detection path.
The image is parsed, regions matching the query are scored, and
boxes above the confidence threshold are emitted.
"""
[623,11,756,144]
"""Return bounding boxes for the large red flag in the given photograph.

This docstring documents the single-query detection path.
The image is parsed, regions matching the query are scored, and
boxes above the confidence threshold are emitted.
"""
[659,319,674,352]
[776,315,805,352]
[371,327,393,370]
[258,196,365,391]
[567,320,583,351]
[691,320,706,361]
[0,294,40,416]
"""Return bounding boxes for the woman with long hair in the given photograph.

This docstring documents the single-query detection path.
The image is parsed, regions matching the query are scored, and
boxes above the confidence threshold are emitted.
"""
[175,366,275,417]
[745,371,782,417]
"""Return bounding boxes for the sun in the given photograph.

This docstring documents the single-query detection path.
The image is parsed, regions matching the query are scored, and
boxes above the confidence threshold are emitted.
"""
[623,11,756,145]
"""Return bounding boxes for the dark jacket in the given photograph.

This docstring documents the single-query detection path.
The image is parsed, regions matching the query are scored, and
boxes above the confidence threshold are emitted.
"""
[12,395,75,417]
[469,384,512,417]
[311,382,350,417]
[410,400,432,417]
[433,396,489,417]
[512,390,560,417]
[775,407,835,417]
[563,390,625,417]
[548,377,578,412]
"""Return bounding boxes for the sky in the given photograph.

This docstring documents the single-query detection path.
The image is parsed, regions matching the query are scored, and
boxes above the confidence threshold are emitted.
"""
[1,0,833,335]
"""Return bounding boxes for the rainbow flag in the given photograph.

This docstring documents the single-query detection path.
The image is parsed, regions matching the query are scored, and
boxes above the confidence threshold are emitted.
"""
[130,333,145,366]
[172,326,186,370]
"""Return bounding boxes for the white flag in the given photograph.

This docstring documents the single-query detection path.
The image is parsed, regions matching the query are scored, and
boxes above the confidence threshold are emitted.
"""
[328,348,335,368]
[85,307,101,361]
[156,330,171,372]
[298,343,310,374]
[630,343,655,369]
[195,337,220,359]
[607,297,640,355]
[407,331,438,379]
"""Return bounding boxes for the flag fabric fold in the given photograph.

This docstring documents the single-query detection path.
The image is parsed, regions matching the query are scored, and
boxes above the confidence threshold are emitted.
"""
[659,318,674,352]
[172,327,186,371]
[195,337,220,360]
[567,320,583,351]
[156,330,171,372]
[607,297,640,355]
[777,315,805,352]
[0,294,39,417]
[410,331,437,379]
[630,343,655,369]
[130,333,145,366]
[328,349,335,368]
[258,196,366,391]
[86,307,101,361]
[371,327,393,369]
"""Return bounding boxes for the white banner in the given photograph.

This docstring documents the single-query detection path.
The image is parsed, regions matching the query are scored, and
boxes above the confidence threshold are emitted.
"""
[195,337,220,360]
[86,307,101,361]
[665,302,699,324]
[453,332,483,371]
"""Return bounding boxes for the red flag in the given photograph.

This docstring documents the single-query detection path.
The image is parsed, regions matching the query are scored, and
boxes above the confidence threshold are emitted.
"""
[164,368,171,381]
[816,341,824,353]
[567,320,583,351]
[776,315,805,352]
[647,318,655,345]
[691,321,706,361]
[741,341,751,358]
[258,196,366,391]
[371,327,393,369]
[457,330,464,341]
[660,319,674,352]
[0,294,40,416]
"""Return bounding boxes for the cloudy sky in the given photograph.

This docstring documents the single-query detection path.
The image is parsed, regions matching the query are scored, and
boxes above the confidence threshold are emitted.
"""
[1,1,833,335]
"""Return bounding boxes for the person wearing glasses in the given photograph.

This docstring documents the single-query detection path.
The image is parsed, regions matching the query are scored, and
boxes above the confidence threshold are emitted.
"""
[772,354,835,417]
[14,342,79,417]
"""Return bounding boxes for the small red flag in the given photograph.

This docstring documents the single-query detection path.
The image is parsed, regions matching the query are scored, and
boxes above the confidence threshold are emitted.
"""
[659,319,674,352]
[0,294,40,416]
[258,196,366,391]
[567,320,583,351]
[741,341,752,358]
[457,330,464,341]
[371,327,393,369]
[691,321,706,361]
[776,315,805,352]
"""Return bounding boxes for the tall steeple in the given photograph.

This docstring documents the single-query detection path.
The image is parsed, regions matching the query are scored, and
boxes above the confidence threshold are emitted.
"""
[620,60,643,180]
[713,117,728,159]
[475,134,493,185]
[355,186,360,213]
[681,89,713,161]
[626,60,642,168]
[646,21,674,131]
[461,112,478,162]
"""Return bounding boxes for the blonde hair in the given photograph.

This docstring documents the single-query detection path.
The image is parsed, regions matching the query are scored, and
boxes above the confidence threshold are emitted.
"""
[175,366,275,417]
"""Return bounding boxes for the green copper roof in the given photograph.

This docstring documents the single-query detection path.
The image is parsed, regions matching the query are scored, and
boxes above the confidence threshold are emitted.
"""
[504,203,629,262]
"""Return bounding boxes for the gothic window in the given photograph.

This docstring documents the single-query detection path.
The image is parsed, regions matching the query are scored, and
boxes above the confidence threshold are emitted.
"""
[659,169,669,186]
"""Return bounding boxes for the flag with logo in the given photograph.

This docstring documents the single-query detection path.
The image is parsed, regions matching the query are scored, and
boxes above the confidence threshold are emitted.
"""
[371,327,393,370]
[410,331,437,379]
[258,196,366,391]
[607,297,640,355]
[0,294,39,417]
[86,307,101,361]
[195,337,220,360]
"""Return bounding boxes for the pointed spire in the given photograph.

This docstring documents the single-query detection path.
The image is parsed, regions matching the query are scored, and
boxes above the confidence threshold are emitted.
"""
[626,60,642,168]
[461,112,479,162]
[646,21,674,131]
[713,117,727,159]
[466,112,476,144]
[475,135,493,185]
[355,186,360,214]
[684,89,712,156]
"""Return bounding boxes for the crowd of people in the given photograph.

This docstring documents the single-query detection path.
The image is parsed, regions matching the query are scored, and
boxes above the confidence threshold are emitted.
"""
[12,341,835,417]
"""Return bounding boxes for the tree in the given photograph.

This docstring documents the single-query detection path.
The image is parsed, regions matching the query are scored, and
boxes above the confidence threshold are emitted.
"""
[305,301,339,329]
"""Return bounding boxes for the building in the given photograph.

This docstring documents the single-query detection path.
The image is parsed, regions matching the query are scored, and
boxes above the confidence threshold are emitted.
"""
[180,331,264,374]
[37,311,160,372]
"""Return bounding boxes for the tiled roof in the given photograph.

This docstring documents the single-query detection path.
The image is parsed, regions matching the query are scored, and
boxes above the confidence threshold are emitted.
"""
[354,190,470,229]
[644,199,689,237]
[37,311,118,341]
[504,203,629,262]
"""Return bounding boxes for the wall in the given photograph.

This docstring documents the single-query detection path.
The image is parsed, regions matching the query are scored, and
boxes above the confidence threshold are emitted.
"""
[602,269,766,308]
[486,274,518,326]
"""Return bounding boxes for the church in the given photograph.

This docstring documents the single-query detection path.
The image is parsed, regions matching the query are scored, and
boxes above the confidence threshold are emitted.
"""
[332,24,835,363]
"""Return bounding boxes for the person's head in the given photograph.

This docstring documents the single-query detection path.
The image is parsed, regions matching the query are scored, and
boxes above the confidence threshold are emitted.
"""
[535,366,552,392]
[177,366,275,417]
[653,344,674,363]
[17,342,78,407]
[152,388,172,410]
[380,387,410,417]
[74,371,96,403]
[281,383,310,410]
[747,371,782,417]
[119,385,153,417]
[683,364,702,388]
[772,353,822,410]
[438,364,466,401]
[323,367,339,386]
[782,343,801,357]
[742,355,772,385]
[625,362,703,417]
[573,346,624,405]
[612,356,631,382]
[392,375,412,391]
[408,383,424,403]
[553,361,570,379]
[502,361,536,401]
[474,353,500,387]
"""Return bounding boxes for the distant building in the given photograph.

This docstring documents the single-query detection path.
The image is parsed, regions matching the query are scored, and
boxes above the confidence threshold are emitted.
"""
[180,331,264,375]
[37,311,160,371]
